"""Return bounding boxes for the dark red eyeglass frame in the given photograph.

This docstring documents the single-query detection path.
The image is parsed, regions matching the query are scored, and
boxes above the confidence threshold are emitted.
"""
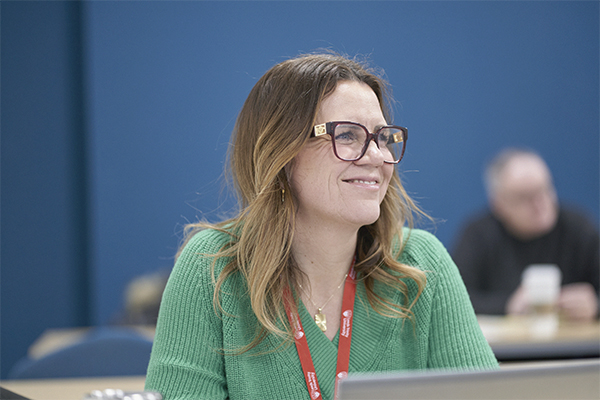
[311,121,408,164]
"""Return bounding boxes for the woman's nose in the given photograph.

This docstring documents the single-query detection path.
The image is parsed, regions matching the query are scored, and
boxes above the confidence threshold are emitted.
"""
[356,139,385,166]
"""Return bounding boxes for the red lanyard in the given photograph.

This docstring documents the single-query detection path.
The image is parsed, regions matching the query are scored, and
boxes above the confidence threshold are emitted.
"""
[284,265,357,400]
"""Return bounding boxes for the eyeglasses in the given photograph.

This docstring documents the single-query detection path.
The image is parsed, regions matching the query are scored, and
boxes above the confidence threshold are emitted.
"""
[311,121,407,164]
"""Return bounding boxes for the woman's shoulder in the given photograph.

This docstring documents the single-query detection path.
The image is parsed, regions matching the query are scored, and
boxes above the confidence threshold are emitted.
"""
[401,228,445,251]
[174,226,236,275]
[399,228,450,271]
[181,226,236,253]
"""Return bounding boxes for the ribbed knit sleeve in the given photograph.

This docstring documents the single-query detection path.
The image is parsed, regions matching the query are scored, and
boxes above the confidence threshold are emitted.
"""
[145,229,231,400]
[401,229,499,369]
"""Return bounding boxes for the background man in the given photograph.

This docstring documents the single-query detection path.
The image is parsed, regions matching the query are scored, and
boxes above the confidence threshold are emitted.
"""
[452,148,598,321]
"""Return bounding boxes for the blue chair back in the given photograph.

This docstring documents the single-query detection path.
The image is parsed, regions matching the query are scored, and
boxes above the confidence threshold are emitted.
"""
[8,327,153,379]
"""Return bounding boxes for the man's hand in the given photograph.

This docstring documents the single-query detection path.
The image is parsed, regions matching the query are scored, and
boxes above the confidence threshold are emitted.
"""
[506,285,528,315]
[558,283,599,322]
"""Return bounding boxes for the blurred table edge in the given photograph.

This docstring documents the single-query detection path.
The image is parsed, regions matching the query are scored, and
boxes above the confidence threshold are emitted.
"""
[477,314,600,362]
[492,339,600,362]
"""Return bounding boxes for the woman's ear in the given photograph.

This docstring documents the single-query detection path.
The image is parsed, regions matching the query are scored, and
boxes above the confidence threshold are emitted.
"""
[283,161,294,186]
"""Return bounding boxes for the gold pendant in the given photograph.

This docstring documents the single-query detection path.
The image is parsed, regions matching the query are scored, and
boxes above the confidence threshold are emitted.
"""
[315,308,327,332]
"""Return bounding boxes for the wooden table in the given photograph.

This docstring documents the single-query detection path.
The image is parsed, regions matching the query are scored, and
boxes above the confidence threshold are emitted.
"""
[0,376,147,400]
[478,315,600,362]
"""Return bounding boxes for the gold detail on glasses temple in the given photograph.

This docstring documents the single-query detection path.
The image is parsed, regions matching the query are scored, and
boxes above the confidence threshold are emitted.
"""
[314,123,327,137]
[392,132,404,143]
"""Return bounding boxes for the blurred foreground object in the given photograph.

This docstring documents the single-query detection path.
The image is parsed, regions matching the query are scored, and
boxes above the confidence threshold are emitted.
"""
[83,388,161,400]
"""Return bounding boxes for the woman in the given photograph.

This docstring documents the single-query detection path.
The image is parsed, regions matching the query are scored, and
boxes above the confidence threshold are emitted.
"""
[145,53,498,400]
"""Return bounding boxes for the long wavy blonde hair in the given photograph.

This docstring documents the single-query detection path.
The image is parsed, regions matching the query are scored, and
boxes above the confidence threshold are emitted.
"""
[182,53,427,352]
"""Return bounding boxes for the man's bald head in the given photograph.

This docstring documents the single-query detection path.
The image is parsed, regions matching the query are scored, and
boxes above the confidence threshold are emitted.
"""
[485,149,558,240]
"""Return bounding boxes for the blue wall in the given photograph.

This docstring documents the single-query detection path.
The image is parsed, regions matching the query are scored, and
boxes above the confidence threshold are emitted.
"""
[1,1,90,377]
[2,1,598,378]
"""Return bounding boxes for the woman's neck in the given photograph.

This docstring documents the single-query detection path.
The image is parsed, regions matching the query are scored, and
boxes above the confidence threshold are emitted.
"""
[291,219,358,340]
[291,219,357,297]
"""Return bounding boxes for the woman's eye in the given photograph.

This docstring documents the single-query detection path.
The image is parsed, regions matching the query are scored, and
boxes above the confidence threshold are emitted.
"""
[335,131,356,142]
[334,127,362,144]
[379,132,392,144]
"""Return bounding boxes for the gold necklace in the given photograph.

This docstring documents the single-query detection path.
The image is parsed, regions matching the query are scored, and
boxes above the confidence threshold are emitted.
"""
[298,273,348,332]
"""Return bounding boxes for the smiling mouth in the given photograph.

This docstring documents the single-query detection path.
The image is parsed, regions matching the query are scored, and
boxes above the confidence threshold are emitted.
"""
[343,179,378,185]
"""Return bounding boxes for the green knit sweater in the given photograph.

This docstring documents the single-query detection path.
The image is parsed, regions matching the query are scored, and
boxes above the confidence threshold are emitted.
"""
[145,228,498,400]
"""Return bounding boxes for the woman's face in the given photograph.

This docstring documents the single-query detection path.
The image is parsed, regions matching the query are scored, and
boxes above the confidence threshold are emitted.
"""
[288,80,394,231]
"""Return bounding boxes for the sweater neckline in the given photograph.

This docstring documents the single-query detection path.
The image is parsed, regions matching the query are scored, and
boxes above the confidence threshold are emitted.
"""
[283,282,391,399]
